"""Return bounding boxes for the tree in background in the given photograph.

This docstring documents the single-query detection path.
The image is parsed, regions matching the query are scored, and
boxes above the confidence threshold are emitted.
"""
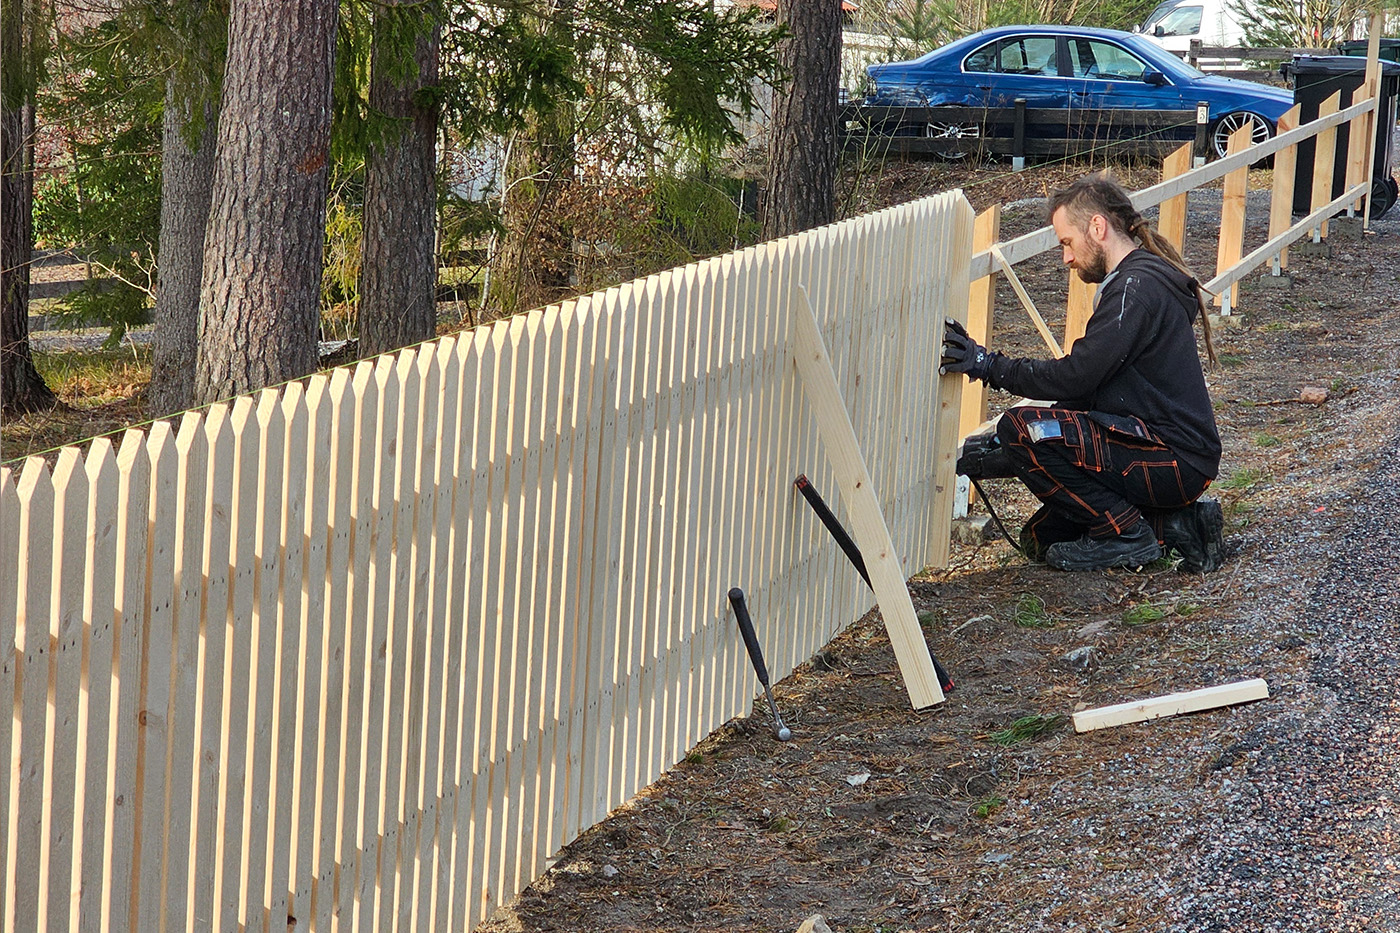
[762,0,842,240]
[193,0,338,404]
[1229,0,1385,46]
[468,0,779,315]
[2,0,59,416]
[149,1,226,415]
[356,0,442,357]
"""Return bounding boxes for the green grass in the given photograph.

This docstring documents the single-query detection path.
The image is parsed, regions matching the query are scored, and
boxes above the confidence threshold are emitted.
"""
[1219,466,1267,491]
[33,345,151,409]
[987,713,1064,746]
[1122,603,1167,626]
[1261,321,1288,332]
[1218,354,1245,368]
[1012,593,1052,628]
[1253,433,1280,448]
[973,794,1006,819]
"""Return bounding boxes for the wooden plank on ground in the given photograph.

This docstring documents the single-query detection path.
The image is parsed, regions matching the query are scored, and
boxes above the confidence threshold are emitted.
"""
[790,284,943,710]
[1073,678,1269,732]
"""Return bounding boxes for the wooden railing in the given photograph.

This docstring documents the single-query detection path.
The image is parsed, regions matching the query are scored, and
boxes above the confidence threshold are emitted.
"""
[0,192,974,932]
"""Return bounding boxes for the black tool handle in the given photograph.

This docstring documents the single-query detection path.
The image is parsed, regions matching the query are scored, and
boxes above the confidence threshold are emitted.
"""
[793,474,871,587]
[728,587,770,687]
[792,474,955,695]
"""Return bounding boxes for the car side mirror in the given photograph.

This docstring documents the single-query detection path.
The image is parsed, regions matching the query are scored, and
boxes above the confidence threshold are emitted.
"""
[1154,24,1165,36]
[1143,70,1168,86]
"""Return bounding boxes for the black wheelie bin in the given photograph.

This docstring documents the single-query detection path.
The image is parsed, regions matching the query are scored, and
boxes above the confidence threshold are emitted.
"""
[1282,55,1400,218]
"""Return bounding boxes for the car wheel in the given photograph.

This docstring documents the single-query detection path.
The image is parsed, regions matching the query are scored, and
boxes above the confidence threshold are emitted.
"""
[925,113,981,161]
[1211,112,1273,160]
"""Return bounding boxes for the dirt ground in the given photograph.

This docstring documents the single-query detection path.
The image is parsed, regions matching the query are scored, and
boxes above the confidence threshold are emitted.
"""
[476,156,1400,932]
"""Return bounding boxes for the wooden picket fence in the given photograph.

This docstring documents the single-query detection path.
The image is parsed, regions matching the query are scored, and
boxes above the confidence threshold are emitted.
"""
[0,191,974,932]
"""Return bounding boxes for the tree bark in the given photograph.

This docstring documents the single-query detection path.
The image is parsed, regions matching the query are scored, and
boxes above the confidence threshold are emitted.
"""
[358,4,442,358]
[149,85,217,416]
[761,0,841,241]
[193,0,338,405]
[1,0,58,416]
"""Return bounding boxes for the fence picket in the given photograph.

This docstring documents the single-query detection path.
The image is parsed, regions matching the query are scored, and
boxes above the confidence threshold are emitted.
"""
[314,367,357,932]
[45,449,87,933]
[13,460,55,932]
[215,398,257,931]
[165,412,208,928]
[132,422,176,933]
[554,301,600,850]
[243,390,286,930]
[332,362,377,932]
[295,375,334,929]
[393,345,439,933]
[184,406,233,930]
[0,468,16,931]
[511,310,557,897]
[375,354,421,932]
[353,356,401,927]
[439,336,482,933]
[419,337,462,933]
[106,430,149,933]
[464,324,509,927]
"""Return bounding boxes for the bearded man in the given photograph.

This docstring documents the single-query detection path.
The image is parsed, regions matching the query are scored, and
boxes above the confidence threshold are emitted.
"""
[942,173,1225,573]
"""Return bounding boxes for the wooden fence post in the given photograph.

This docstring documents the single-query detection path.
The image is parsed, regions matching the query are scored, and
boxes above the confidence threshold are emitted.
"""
[1158,142,1192,254]
[1310,90,1342,241]
[1065,271,1095,350]
[1214,121,1252,314]
[1363,11,1384,228]
[1268,104,1302,275]
[959,206,999,441]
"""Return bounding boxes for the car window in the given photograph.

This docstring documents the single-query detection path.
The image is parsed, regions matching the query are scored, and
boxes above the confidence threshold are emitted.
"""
[1068,39,1149,81]
[964,36,1059,76]
[1156,5,1203,36]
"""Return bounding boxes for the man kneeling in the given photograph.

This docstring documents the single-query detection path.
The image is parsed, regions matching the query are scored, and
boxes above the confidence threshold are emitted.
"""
[943,174,1224,573]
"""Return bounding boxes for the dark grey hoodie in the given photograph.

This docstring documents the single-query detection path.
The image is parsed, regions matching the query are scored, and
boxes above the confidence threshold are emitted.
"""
[984,248,1222,479]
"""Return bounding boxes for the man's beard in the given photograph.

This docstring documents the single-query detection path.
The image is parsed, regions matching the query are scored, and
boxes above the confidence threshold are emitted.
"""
[1074,241,1110,284]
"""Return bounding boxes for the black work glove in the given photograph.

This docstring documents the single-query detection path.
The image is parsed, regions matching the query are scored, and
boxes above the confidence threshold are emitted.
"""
[940,318,997,382]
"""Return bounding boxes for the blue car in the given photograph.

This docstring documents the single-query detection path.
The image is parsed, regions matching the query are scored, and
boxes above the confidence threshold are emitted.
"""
[866,25,1293,159]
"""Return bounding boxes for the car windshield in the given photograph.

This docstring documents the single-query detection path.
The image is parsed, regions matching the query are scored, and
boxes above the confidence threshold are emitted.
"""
[1155,5,1203,36]
[1141,0,1183,30]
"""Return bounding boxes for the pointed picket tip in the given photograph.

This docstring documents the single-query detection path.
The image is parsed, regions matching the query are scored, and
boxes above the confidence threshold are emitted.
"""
[51,446,84,491]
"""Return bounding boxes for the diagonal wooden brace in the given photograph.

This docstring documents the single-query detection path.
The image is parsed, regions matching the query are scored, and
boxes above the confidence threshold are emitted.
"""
[789,284,945,709]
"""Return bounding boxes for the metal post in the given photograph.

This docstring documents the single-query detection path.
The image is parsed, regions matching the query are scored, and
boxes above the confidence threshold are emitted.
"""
[1012,98,1027,171]
[1194,101,1210,168]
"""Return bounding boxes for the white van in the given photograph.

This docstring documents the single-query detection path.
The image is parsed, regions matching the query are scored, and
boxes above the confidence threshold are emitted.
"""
[1134,0,1247,53]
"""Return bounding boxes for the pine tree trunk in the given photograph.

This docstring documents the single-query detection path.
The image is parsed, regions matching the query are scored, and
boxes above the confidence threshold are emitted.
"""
[358,5,441,358]
[193,0,337,405]
[149,85,217,416]
[1,0,58,416]
[761,0,841,241]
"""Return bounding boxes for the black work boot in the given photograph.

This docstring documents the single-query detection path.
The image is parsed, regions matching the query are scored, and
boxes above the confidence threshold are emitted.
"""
[1162,496,1225,573]
[1046,521,1162,572]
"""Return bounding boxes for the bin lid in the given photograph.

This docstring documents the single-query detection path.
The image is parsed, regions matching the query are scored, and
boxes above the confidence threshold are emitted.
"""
[1282,54,1400,77]
[1338,38,1400,50]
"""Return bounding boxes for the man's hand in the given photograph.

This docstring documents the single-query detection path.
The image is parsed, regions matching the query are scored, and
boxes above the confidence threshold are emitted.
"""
[940,318,996,381]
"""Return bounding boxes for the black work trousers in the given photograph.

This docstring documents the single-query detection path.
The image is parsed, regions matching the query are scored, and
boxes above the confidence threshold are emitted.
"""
[995,406,1212,551]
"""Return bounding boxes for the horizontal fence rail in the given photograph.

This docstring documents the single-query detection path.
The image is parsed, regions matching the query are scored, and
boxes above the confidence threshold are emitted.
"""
[0,192,974,931]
